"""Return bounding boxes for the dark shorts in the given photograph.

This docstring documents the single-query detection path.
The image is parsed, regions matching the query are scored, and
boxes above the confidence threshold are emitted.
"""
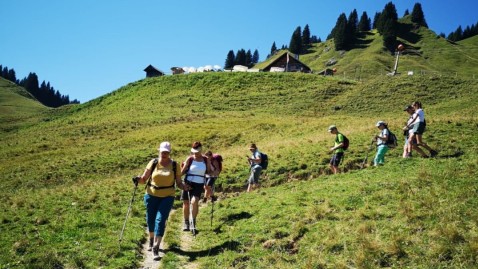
[181,181,204,200]
[205,177,217,187]
[412,122,426,135]
[330,152,344,167]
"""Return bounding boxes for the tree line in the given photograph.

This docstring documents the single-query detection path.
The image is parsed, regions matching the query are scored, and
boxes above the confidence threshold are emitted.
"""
[226,1,478,66]
[0,65,79,107]
[445,22,478,42]
[224,49,260,70]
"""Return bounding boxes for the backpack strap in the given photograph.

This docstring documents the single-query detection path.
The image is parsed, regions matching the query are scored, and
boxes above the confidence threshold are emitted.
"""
[145,158,159,190]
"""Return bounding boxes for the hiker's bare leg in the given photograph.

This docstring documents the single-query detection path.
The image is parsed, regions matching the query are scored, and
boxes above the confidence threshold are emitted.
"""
[183,201,189,220]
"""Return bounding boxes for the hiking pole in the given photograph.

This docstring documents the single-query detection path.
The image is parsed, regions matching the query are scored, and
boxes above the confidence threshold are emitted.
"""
[210,184,215,228]
[187,190,196,237]
[119,178,139,246]
[361,139,375,168]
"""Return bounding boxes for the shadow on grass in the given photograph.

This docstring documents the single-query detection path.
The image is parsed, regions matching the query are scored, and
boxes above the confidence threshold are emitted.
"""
[438,150,464,159]
[168,240,240,262]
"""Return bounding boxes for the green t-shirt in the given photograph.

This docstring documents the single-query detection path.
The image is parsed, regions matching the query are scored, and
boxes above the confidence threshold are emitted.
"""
[334,133,345,153]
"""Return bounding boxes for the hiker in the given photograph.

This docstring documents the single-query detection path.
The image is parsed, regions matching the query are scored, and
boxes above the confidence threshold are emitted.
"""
[373,121,390,166]
[402,105,427,158]
[328,125,346,174]
[132,141,186,260]
[204,150,222,202]
[246,143,262,192]
[403,101,438,157]
[181,141,211,233]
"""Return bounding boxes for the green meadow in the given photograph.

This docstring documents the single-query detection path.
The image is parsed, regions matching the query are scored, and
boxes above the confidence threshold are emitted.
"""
[1,20,478,268]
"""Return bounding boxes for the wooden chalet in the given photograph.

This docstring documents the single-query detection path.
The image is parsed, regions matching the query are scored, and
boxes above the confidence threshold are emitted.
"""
[144,65,165,78]
[262,52,312,73]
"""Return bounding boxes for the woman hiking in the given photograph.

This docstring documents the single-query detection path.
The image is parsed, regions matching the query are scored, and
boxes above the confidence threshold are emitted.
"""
[403,101,438,157]
[181,141,212,234]
[133,141,187,260]
[373,121,391,166]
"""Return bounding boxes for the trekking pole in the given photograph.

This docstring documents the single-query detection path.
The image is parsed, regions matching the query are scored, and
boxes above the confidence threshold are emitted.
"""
[119,179,138,246]
[361,139,375,168]
[187,191,196,237]
[210,184,215,228]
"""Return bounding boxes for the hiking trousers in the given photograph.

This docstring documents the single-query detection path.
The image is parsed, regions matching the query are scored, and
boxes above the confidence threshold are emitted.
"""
[374,145,389,166]
[144,194,174,237]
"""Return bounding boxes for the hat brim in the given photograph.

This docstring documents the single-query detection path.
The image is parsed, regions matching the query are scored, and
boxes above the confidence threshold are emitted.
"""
[191,148,201,153]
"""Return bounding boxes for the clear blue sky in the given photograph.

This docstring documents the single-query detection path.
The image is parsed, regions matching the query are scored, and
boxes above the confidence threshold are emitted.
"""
[1,0,476,103]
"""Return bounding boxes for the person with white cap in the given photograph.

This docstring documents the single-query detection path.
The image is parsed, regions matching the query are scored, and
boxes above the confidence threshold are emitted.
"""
[133,141,186,260]
[373,121,390,166]
[180,141,211,233]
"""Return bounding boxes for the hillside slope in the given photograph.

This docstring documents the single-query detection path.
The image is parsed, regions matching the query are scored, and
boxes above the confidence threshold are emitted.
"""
[0,71,477,268]
[0,78,48,132]
[257,20,478,79]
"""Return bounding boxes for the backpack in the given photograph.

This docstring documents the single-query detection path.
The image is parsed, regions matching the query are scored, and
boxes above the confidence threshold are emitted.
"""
[146,158,177,190]
[259,152,268,170]
[386,129,398,148]
[211,154,223,172]
[337,133,350,150]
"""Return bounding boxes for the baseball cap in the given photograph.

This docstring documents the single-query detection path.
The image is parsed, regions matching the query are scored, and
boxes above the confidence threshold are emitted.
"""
[403,105,413,111]
[328,125,337,132]
[376,121,386,127]
[158,141,171,152]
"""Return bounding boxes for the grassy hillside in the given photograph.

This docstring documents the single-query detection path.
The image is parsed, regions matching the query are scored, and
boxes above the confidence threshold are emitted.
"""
[0,78,49,132]
[258,20,478,80]
[0,71,477,268]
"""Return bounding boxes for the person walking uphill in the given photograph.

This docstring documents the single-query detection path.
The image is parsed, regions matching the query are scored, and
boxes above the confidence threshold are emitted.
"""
[373,121,390,166]
[328,125,347,174]
[246,143,263,192]
[403,101,438,158]
[132,141,186,260]
[181,141,211,234]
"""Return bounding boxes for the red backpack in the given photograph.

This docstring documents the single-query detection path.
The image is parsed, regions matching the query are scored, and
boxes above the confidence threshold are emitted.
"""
[211,154,223,172]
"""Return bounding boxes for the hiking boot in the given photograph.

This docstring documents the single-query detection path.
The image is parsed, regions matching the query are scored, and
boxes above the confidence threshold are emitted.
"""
[153,245,160,260]
[202,197,208,203]
[430,150,438,157]
[147,237,154,251]
[182,220,190,231]
[211,195,217,202]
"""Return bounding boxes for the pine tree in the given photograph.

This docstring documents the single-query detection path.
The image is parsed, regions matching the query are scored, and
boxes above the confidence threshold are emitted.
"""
[224,50,235,69]
[252,49,259,64]
[288,26,302,54]
[411,2,428,28]
[404,9,410,17]
[235,49,246,66]
[358,11,371,32]
[347,9,359,34]
[302,24,311,48]
[270,42,277,56]
[245,49,253,67]
[373,12,381,29]
[378,2,398,52]
[333,13,348,51]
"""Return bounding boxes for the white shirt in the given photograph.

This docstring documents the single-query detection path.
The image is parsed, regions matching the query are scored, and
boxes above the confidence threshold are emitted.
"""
[187,160,207,183]
[412,108,425,124]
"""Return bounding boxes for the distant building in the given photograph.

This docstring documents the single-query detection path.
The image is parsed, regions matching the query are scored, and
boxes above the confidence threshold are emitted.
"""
[171,67,185,75]
[144,65,165,78]
[262,52,311,73]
